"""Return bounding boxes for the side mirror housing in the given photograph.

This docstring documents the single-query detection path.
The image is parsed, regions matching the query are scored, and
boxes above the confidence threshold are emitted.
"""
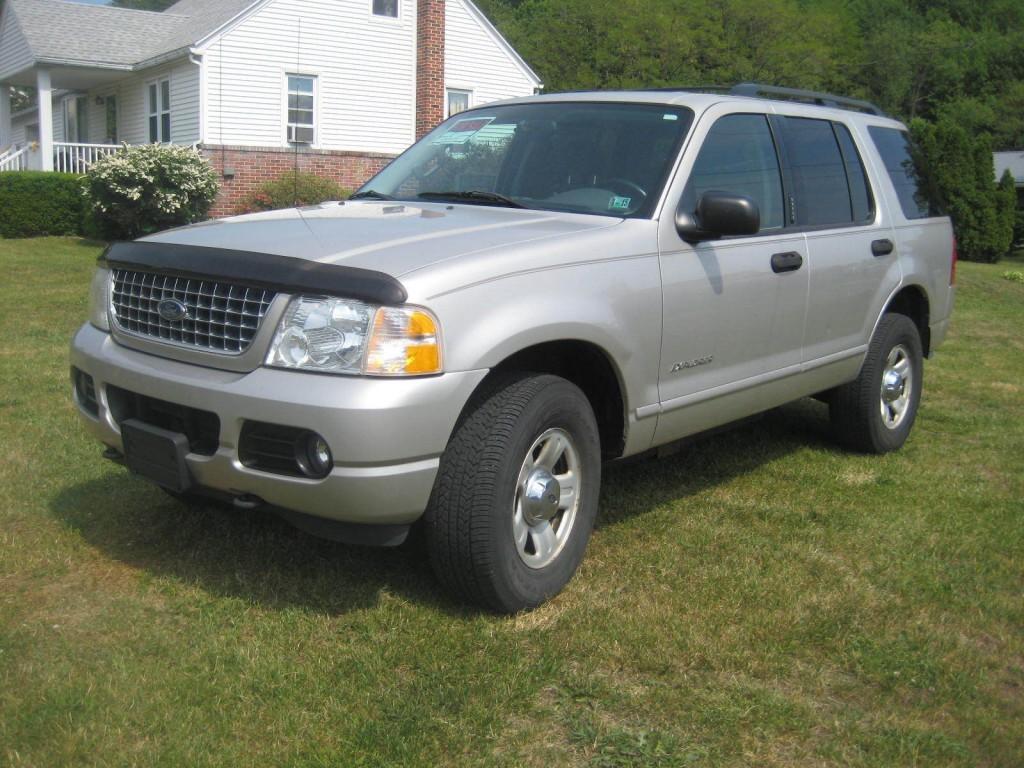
[675,191,760,242]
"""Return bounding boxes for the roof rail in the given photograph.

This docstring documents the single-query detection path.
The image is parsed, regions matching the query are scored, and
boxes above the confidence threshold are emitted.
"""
[729,83,887,116]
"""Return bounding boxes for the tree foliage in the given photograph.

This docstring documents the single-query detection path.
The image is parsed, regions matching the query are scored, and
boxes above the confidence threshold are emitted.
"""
[477,0,1024,260]
[476,0,1024,147]
[911,119,1016,263]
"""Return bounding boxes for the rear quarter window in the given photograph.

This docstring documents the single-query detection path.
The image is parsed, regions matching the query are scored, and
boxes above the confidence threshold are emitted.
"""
[868,127,942,219]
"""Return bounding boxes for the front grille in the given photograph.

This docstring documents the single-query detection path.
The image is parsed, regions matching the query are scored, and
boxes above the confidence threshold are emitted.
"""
[106,385,220,456]
[110,269,276,355]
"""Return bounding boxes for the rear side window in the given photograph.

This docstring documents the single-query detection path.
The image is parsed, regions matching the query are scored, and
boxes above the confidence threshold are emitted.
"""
[833,124,874,223]
[682,113,785,231]
[782,117,858,227]
[868,127,941,219]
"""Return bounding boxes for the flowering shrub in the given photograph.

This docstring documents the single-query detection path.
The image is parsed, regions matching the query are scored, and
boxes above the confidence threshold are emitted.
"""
[242,170,350,213]
[84,144,219,239]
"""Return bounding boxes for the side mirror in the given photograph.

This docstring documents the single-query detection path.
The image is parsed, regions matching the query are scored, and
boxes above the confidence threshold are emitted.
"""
[675,191,760,242]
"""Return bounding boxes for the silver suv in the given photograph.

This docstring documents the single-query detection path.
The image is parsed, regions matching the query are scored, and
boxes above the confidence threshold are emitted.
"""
[72,84,956,612]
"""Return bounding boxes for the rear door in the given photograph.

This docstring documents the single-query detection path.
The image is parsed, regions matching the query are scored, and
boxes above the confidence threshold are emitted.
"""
[775,114,901,363]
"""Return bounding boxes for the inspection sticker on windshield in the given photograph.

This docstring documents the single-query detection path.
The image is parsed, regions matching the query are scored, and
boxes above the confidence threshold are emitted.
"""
[610,195,633,211]
[434,116,495,145]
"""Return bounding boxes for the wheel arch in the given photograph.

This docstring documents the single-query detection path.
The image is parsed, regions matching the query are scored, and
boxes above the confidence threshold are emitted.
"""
[476,339,628,461]
[881,284,931,356]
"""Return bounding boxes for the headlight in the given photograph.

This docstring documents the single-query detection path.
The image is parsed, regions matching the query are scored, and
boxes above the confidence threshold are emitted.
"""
[266,296,442,376]
[88,266,111,331]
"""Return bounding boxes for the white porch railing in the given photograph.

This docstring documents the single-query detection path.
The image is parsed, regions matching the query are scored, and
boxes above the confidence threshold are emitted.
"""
[54,142,121,174]
[0,146,30,172]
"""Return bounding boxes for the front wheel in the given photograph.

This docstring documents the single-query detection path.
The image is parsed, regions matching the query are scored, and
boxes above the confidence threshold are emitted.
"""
[830,313,924,454]
[425,373,601,613]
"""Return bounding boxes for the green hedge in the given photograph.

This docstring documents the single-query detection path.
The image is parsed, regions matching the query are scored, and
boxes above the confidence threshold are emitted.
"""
[0,172,86,239]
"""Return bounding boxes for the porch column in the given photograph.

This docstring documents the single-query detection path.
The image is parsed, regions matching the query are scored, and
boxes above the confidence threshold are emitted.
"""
[36,68,53,171]
[0,83,10,148]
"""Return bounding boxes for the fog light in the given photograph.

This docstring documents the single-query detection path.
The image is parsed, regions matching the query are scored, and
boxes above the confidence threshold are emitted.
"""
[295,431,332,479]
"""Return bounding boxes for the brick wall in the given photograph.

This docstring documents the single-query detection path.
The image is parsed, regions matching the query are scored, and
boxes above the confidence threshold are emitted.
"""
[416,0,446,139]
[202,145,395,218]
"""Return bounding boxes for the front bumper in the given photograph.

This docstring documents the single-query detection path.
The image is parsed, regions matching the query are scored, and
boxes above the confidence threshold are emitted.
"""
[70,323,488,525]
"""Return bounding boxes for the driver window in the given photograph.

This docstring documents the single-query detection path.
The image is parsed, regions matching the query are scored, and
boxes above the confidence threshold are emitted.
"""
[682,114,785,231]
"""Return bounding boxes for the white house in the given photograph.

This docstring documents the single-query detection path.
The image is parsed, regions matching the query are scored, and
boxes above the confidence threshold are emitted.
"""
[0,0,541,214]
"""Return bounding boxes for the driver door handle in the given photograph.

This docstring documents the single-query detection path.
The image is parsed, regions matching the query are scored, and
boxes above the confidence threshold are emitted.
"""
[771,251,803,274]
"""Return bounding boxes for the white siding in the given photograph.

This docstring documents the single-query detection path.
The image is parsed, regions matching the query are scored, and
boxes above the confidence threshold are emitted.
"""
[0,8,34,81]
[10,111,31,147]
[444,0,537,111]
[82,58,200,146]
[201,0,417,154]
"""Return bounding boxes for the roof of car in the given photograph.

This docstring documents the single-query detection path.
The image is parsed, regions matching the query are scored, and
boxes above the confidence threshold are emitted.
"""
[491,88,907,129]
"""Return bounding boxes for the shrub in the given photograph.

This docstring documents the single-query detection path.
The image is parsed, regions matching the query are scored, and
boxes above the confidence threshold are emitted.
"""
[243,170,350,212]
[0,172,85,238]
[910,118,1015,263]
[83,144,219,240]
[1003,270,1024,283]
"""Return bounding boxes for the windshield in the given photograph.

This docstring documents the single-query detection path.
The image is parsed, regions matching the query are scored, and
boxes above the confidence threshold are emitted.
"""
[357,102,695,218]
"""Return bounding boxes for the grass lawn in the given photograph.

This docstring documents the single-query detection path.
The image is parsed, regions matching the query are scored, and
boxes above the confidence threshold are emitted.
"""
[1,237,1022,767]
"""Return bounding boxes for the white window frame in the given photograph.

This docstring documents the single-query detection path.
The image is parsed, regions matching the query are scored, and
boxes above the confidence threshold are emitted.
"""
[285,74,317,147]
[147,77,171,143]
[369,0,400,20]
[446,88,473,118]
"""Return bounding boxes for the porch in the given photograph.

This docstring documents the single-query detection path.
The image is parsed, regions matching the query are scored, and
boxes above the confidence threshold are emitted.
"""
[0,141,121,173]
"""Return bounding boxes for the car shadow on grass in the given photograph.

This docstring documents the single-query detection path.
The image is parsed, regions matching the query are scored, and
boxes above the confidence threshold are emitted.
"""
[49,398,835,616]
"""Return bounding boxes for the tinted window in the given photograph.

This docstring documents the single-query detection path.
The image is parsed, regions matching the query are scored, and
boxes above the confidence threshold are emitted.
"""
[834,124,874,223]
[868,127,941,219]
[682,114,784,231]
[784,117,852,226]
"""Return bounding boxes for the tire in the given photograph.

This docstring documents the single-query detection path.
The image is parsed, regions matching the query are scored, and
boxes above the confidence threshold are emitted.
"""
[830,313,923,454]
[425,372,601,613]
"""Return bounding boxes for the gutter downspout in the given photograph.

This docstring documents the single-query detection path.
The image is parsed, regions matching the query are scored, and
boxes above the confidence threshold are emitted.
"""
[189,50,205,146]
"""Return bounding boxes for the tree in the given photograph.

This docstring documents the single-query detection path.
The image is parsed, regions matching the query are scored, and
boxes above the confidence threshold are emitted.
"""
[912,118,1015,263]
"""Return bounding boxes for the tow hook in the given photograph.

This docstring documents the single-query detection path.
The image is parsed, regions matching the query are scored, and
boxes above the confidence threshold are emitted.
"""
[232,494,264,510]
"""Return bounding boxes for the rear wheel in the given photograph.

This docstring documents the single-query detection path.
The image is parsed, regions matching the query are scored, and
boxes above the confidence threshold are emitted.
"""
[830,313,923,453]
[425,372,601,613]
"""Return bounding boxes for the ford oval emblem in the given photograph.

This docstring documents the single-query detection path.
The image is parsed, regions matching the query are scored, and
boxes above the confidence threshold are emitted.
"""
[157,298,189,322]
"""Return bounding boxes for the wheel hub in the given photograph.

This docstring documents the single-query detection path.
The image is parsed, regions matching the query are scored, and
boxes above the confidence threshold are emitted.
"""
[521,468,561,526]
[879,343,913,430]
[882,369,904,402]
[513,428,582,570]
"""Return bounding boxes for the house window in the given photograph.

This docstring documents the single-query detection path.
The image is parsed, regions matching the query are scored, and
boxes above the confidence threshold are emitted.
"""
[148,78,170,143]
[447,89,471,117]
[372,0,398,17]
[287,75,316,145]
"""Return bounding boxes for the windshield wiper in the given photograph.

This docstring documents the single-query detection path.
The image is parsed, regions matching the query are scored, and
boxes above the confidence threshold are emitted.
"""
[417,190,529,209]
[350,189,396,201]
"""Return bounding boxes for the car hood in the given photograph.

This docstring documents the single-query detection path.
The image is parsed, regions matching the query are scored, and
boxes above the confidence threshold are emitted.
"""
[141,200,623,278]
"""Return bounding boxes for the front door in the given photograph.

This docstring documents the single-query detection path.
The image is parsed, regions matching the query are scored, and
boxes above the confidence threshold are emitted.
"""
[654,109,809,443]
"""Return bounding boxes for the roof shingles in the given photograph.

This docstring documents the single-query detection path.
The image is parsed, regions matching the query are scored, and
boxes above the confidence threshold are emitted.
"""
[5,0,256,69]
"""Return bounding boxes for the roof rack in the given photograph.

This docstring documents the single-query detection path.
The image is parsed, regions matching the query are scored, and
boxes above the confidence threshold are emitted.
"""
[634,82,887,116]
[728,83,887,116]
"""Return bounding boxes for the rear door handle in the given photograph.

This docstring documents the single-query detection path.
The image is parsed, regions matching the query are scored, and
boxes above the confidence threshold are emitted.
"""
[770,251,803,273]
[872,238,895,257]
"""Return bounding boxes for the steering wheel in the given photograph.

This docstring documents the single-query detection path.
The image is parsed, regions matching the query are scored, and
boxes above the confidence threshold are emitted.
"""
[597,177,647,205]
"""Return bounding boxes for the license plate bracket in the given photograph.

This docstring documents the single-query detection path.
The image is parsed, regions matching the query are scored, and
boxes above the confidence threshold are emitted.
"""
[121,419,193,493]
